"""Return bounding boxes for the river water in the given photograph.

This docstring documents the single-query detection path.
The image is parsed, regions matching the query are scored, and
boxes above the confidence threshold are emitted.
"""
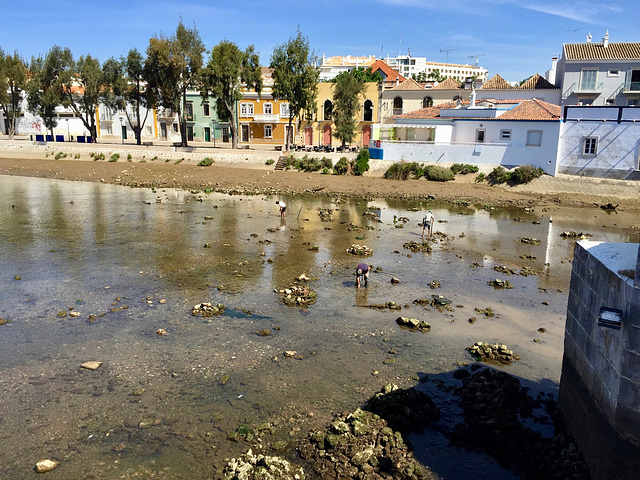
[0,175,637,479]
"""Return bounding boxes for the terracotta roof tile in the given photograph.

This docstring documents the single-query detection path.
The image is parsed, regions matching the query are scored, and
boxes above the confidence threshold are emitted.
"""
[564,42,640,60]
[517,73,558,90]
[389,78,425,91]
[370,60,405,82]
[480,74,513,90]
[430,77,462,90]
[498,99,561,121]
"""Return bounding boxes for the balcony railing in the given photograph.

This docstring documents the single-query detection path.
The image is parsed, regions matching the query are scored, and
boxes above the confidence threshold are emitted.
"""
[393,108,403,116]
[253,113,278,123]
[575,82,604,94]
[624,80,640,92]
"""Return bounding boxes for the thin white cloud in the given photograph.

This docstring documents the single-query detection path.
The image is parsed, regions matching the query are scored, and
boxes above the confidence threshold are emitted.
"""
[521,2,623,24]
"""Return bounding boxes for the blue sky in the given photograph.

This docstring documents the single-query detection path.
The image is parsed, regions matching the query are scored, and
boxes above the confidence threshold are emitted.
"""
[3,0,636,83]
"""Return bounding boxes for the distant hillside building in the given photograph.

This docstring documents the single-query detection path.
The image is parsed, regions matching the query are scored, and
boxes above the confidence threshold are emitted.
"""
[383,54,488,82]
[318,55,377,81]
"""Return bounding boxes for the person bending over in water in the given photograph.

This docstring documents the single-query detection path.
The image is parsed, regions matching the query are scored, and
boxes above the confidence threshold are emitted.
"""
[356,263,370,288]
[422,210,435,239]
[276,200,286,218]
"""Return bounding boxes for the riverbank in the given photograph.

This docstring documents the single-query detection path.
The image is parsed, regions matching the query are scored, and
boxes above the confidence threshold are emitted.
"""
[0,141,639,211]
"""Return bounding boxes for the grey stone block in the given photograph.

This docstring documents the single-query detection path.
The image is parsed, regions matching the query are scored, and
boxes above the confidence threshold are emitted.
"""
[621,350,640,381]
[618,375,640,409]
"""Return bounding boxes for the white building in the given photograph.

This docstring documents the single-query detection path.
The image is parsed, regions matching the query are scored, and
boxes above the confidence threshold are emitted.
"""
[384,54,488,82]
[318,55,377,81]
[375,96,562,175]
[557,105,640,178]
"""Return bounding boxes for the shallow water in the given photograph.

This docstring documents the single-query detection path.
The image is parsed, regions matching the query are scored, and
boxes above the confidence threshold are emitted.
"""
[0,175,636,479]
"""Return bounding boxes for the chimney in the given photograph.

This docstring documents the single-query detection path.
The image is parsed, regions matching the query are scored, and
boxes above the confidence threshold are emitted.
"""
[586,33,592,43]
[470,87,476,108]
[603,31,609,47]
[546,56,558,85]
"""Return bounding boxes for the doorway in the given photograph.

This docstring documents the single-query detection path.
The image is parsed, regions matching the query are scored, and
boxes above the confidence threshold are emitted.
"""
[241,124,250,143]
[204,127,210,142]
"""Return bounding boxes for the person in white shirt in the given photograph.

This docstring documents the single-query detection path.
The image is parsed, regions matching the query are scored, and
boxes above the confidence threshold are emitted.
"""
[276,200,287,218]
[422,210,435,239]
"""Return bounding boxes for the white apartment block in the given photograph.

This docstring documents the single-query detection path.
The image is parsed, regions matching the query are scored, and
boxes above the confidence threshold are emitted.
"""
[384,55,488,82]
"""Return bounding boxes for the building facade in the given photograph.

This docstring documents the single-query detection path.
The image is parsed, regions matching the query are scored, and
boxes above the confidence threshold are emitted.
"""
[383,54,488,82]
[555,32,640,107]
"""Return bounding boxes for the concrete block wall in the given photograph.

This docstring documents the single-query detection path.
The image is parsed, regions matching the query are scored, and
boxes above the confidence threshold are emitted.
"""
[560,241,640,479]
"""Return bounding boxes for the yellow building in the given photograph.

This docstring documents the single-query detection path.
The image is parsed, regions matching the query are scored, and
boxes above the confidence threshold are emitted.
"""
[299,81,380,149]
[237,67,293,148]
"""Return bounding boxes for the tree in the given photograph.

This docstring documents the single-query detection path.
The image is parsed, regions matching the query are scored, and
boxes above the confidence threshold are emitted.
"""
[203,40,262,149]
[332,69,366,150]
[0,49,28,138]
[123,49,154,145]
[26,45,73,139]
[270,30,319,150]
[105,49,155,145]
[332,67,382,84]
[60,54,112,143]
[145,20,205,147]
[426,69,445,82]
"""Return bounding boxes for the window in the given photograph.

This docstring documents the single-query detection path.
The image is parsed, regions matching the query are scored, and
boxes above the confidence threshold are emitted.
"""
[264,125,273,138]
[583,137,598,155]
[393,97,403,115]
[263,103,273,115]
[173,123,179,133]
[476,129,485,143]
[580,69,597,90]
[608,69,620,77]
[500,129,511,140]
[146,126,153,135]
[280,103,290,118]
[203,102,210,117]
[185,102,194,121]
[323,100,333,120]
[422,97,433,108]
[240,103,254,117]
[526,130,542,147]
[363,100,373,122]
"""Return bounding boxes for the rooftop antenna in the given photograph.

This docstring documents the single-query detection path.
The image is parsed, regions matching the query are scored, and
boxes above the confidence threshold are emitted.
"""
[380,20,388,57]
[440,48,456,64]
[565,27,586,42]
[468,54,485,66]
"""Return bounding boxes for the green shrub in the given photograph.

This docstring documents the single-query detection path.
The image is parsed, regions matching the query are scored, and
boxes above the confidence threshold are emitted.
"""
[450,163,479,175]
[174,159,183,164]
[488,166,511,184]
[165,158,170,163]
[383,162,423,180]
[333,157,349,175]
[320,157,333,170]
[423,165,455,182]
[109,153,120,162]
[265,159,275,165]
[74,153,80,159]
[352,149,370,176]
[198,157,214,167]
[511,165,544,184]
[475,172,486,183]
[54,152,67,160]
[127,154,132,161]
[321,167,330,174]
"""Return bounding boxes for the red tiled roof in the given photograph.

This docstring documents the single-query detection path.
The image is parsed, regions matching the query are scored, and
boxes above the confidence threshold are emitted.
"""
[480,74,513,90]
[370,60,405,82]
[564,42,640,60]
[389,78,425,91]
[390,98,560,121]
[517,73,558,90]
[497,99,561,120]
[430,77,462,90]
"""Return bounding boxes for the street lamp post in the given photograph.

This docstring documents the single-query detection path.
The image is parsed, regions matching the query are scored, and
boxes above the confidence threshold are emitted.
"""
[119,115,124,144]
[212,120,216,148]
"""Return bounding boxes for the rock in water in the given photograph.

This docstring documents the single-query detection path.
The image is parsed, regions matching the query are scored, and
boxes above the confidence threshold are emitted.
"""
[35,459,59,473]
[81,361,102,370]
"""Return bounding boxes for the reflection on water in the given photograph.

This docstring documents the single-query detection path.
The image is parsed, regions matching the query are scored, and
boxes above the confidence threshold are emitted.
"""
[0,175,636,478]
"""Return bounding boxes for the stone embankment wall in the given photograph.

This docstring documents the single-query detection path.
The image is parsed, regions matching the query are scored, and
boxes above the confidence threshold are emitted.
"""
[559,241,640,479]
